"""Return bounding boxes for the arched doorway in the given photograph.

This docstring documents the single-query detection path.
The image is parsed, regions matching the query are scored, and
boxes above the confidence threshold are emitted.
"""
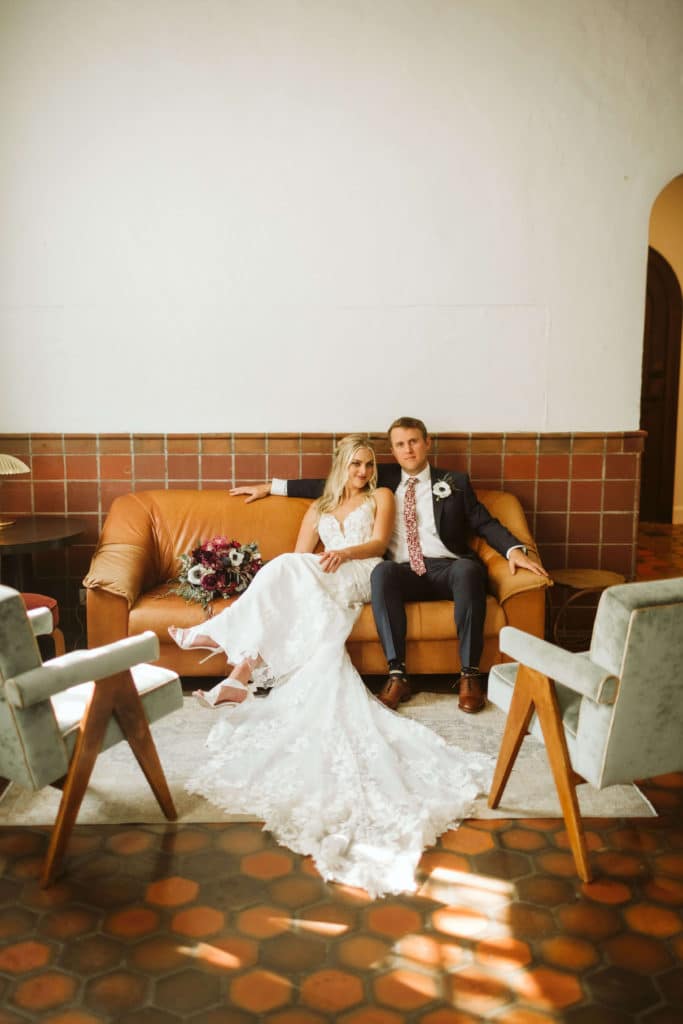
[643,171,683,524]
[639,246,683,522]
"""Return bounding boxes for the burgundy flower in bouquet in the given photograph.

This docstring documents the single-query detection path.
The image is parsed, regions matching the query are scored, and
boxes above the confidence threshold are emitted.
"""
[166,536,263,613]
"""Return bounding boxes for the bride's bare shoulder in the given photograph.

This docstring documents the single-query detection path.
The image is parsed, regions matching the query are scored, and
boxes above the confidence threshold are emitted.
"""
[374,487,395,505]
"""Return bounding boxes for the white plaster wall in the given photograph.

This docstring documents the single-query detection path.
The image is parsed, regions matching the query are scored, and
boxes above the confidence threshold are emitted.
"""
[1,0,682,432]
[649,175,683,524]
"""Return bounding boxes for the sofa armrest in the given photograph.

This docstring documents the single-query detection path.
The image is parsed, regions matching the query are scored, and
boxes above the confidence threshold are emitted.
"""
[484,549,552,606]
[83,543,155,609]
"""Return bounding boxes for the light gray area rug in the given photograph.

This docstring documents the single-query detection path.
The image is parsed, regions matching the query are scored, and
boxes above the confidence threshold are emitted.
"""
[0,693,653,825]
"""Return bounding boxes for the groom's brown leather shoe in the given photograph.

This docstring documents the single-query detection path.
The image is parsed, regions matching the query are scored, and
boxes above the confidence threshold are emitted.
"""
[457,671,486,714]
[378,673,412,710]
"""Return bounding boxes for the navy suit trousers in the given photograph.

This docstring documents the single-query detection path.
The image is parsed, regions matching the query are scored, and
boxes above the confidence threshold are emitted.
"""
[370,556,488,671]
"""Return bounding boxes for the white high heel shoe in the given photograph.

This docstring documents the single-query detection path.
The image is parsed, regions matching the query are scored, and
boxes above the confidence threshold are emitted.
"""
[192,679,249,708]
[168,626,223,664]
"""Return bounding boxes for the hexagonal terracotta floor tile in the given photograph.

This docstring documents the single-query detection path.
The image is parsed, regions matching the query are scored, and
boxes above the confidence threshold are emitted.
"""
[366,902,423,939]
[374,968,439,1011]
[447,966,513,1017]
[268,875,324,908]
[515,877,575,907]
[474,936,533,972]
[300,968,364,1013]
[155,968,222,1015]
[236,904,290,939]
[418,850,469,879]
[337,935,391,970]
[60,936,124,974]
[604,933,673,974]
[340,1007,404,1024]
[145,876,199,907]
[40,907,98,940]
[129,936,188,974]
[216,825,267,855]
[230,968,293,1012]
[261,933,327,973]
[298,903,357,937]
[240,850,294,880]
[624,903,681,938]
[431,904,488,939]
[195,936,259,972]
[12,971,77,1013]
[268,1011,327,1024]
[644,875,683,905]
[513,966,584,1010]
[0,908,37,940]
[440,825,495,855]
[580,878,633,905]
[538,936,599,971]
[105,830,154,856]
[171,906,225,938]
[104,906,160,938]
[0,939,52,973]
[84,971,148,1015]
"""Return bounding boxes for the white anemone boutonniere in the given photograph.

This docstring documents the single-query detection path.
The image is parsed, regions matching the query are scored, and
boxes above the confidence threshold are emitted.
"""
[432,474,456,502]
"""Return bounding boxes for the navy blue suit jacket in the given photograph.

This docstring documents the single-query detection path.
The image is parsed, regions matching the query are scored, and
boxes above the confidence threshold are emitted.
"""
[287,465,522,560]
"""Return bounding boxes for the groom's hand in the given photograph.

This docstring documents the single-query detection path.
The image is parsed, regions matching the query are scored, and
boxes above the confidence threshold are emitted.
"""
[230,483,271,503]
[508,547,549,577]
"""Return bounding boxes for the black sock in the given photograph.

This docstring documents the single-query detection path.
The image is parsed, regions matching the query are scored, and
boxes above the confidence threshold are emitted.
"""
[388,659,406,675]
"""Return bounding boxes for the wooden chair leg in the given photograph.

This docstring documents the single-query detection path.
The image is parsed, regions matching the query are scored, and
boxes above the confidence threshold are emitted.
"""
[530,668,592,882]
[52,627,66,657]
[488,663,592,883]
[111,674,177,821]
[488,664,535,809]
[42,680,116,887]
[41,670,177,887]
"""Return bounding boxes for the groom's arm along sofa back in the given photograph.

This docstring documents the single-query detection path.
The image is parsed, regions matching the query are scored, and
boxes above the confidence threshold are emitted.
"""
[84,489,550,676]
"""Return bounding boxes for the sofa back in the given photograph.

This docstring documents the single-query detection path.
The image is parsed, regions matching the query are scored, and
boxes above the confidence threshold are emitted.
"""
[87,486,536,604]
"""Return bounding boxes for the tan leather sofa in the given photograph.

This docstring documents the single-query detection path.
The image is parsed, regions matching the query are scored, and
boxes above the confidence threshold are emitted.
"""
[84,489,550,676]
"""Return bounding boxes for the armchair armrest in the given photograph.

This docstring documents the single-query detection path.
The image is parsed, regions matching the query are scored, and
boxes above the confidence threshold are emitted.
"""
[5,632,161,709]
[485,550,552,606]
[499,626,619,704]
[27,607,54,637]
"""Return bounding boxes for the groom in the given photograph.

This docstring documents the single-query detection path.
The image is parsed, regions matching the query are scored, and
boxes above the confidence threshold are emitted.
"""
[232,416,548,713]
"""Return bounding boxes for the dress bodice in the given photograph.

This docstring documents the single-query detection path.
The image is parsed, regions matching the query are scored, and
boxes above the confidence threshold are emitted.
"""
[318,500,375,551]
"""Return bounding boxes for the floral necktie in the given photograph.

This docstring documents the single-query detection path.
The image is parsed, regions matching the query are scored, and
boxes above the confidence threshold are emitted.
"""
[404,477,426,575]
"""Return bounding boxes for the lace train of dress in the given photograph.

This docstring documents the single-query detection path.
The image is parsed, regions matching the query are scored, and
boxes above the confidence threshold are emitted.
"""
[185,501,494,897]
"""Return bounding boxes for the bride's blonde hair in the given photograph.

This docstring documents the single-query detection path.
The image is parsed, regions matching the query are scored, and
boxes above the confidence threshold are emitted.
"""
[316,434,378,515]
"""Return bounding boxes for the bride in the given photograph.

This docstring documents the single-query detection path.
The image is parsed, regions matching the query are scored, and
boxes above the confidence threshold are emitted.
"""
[170,434,492,897]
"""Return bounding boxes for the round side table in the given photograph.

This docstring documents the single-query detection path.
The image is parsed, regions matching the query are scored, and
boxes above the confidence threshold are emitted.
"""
[550,568,626,647]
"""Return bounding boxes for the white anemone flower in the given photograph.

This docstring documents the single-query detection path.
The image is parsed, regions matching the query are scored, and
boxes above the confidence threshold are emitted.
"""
[229,548,245,567]
[432,479,452,500]
[187,564,209,585]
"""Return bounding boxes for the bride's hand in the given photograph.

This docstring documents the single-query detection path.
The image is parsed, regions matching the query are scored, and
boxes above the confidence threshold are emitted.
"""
[318,550,348,573]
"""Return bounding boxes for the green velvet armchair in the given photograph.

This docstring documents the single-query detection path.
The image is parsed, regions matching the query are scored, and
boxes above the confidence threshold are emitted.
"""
[487,577,683,881]
[0,584,183,886]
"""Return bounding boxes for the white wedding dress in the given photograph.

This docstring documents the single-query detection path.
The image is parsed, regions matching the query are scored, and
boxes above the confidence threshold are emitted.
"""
[185,500,493,897]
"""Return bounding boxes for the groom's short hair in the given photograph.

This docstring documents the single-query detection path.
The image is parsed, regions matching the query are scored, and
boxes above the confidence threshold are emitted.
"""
[388,416,429,440]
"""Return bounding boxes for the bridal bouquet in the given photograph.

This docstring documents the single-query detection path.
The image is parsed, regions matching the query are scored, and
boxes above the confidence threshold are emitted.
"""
[166,536,264,612]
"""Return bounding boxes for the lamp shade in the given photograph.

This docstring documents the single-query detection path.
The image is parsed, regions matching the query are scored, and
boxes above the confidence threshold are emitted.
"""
[0,454,30,476]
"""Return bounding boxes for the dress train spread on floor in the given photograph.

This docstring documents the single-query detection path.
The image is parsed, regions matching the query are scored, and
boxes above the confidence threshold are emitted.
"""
[184,501,493,897]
